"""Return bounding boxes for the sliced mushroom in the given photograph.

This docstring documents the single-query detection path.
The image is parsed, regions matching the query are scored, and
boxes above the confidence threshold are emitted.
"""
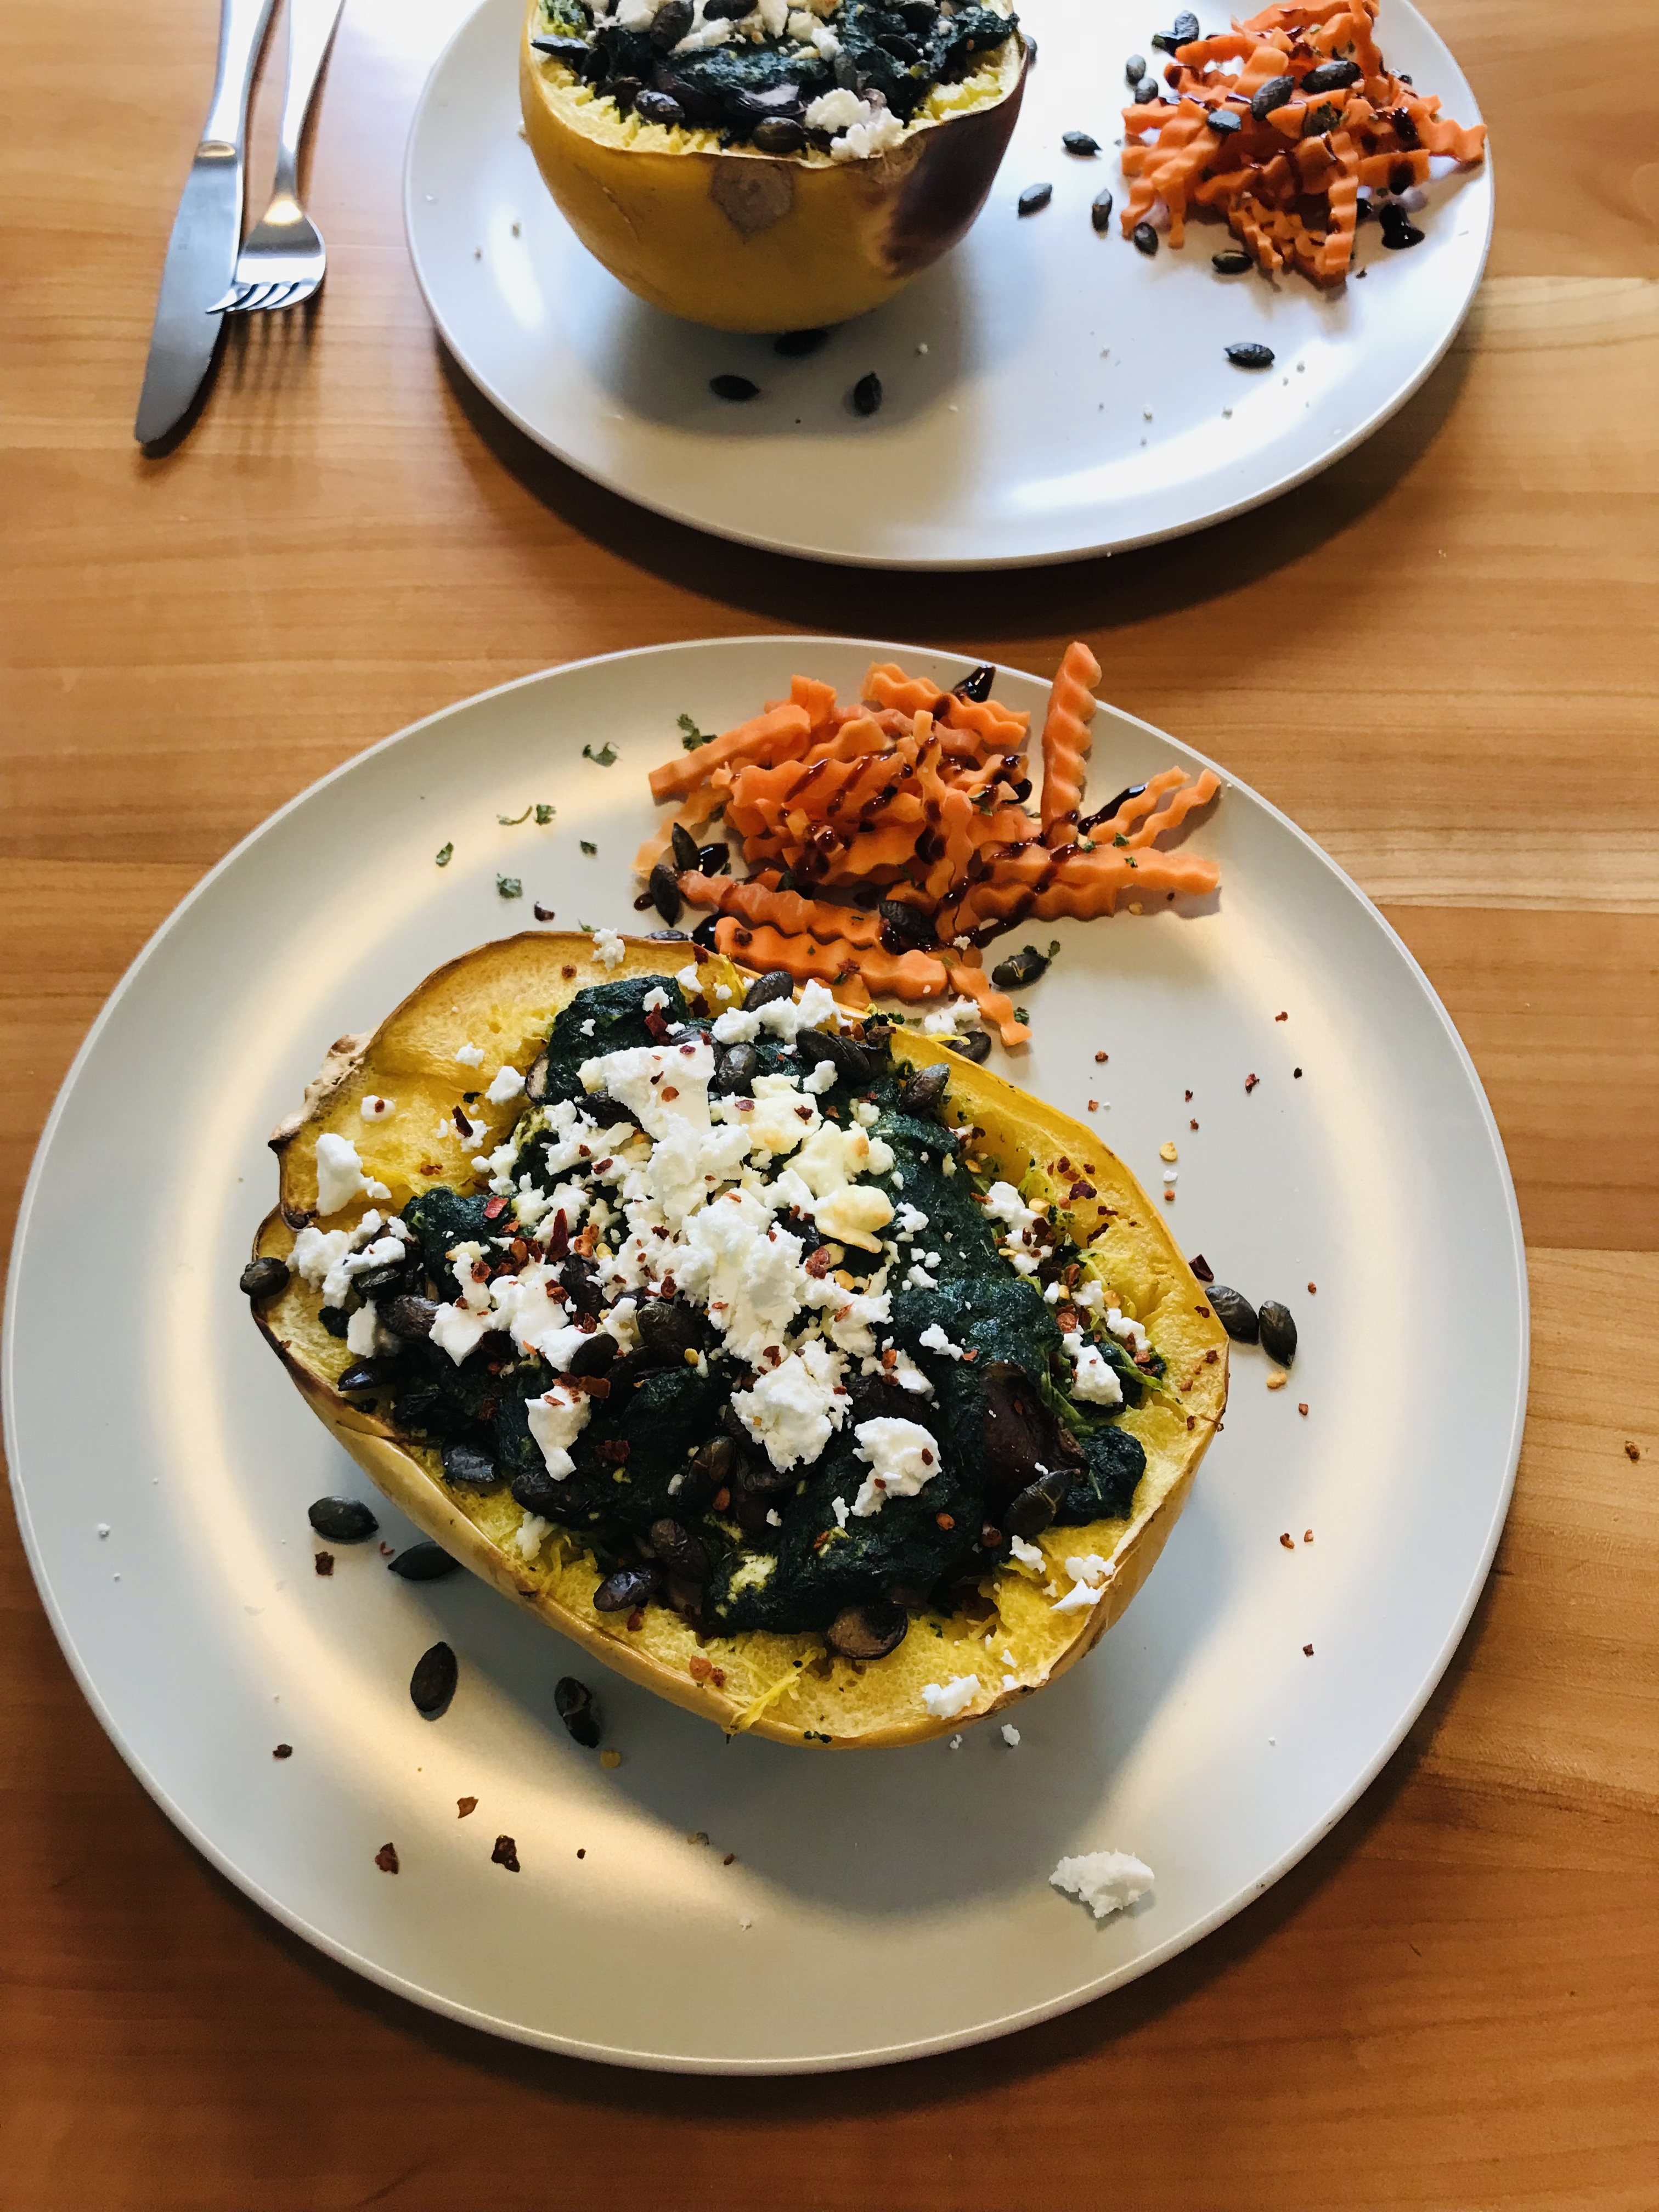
[827,1604,909,1660]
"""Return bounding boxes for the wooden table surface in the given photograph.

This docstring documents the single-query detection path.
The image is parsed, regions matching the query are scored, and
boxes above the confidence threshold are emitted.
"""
[3,1,1656,2204]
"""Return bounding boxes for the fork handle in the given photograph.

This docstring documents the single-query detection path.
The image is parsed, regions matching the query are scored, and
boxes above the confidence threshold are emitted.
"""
[201,0,278,151]
[273,0,347,200]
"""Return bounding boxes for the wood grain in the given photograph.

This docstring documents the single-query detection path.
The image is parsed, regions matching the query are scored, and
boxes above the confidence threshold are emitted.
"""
[2,0,1656,2203]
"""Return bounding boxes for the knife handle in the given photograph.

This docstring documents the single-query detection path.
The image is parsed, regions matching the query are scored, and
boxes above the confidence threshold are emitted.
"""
[201,0,279,153]
[273,0,347,201]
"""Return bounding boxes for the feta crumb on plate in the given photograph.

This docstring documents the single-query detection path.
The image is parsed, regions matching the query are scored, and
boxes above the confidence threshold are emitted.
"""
[1049,1849,1154,1920]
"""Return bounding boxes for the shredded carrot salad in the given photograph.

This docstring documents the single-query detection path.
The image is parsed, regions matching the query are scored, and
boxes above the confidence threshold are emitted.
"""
[1121,0,1485,286]
[637,652,1220,1047]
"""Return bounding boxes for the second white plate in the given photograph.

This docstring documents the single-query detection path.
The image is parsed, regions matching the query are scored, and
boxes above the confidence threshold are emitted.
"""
[404,0,1491,568]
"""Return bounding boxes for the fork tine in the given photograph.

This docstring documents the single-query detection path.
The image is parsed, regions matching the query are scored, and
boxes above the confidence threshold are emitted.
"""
[278,278,321,312]
[239,283,285,312]
[253,283,300,312]
[206,284,250,314]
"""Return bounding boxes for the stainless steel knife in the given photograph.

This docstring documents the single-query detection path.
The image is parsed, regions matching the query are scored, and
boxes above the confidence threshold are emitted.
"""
[134,0,280,446]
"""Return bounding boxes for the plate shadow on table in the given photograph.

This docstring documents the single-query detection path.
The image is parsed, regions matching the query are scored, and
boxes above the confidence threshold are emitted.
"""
[215,1568,1497,2109]
[433,329,1472,642]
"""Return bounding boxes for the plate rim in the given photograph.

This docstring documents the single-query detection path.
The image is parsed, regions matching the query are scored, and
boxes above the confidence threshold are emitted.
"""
[400,0,1496,573]
[3,634,1529,2072]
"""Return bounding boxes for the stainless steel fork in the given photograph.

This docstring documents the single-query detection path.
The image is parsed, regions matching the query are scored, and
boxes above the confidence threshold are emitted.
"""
[210,0,345,313]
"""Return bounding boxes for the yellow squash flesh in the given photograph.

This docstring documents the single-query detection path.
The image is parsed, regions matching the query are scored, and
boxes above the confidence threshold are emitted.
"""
[253,933,1227,1746]
[518,5,1028,331]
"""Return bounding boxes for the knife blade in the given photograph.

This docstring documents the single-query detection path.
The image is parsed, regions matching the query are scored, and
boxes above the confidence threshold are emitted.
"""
[134,0,278,446]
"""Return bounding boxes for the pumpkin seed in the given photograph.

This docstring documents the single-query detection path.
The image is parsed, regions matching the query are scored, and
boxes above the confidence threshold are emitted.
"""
[388,1543,460,1581]
[634,88,684,124]
[851,371,883,416]
[1300,57,1359,93]
[697,841,730,874]
[1225,341,1275,368]
[991,943,1051,989]
[555,1675,602,1748]
[335,1361,383,1394]
[710,374,760,402]
[1250,72,1294,119]
[1062,131,1099,156]
[1134,76,1160,101]
[948,1029,992,1064]
[878,898,935,949]
[383,1294,439,1340]
[670,821,701,873]
[826,1603,907,1659]
[953,662,996,702]
[1171,9,1198,37]
[1259,1300,1298,1366]
[648,859,682,924]
[1205,1284,1259,1343]
[1212,249,1253,273]
[753,116,806,154]
[742,968,795,1011]
[307,1497,379,1543]
[1091,188,1115,233]
[1207,105,1242,133]
[441,1439,500,1488]
[410,1641,458,1716]
[595,1562,660,1612]
[1017,182,1053,216]
[240,1255,289,1300]
[1124,53,1146,83]
[1132,221,1159,255]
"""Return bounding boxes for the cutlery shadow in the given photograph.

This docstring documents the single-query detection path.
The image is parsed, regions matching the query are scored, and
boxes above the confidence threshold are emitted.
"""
[434,330,1472,644]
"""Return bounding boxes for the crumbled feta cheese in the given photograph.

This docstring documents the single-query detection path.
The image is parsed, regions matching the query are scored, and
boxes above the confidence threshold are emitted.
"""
[527,1385,591,1477]
[732,1340,847,1470]
[1049,1849,1154,1920]
[315,1131,372,1215]
[672,12,733,48]
[850,1416,941,1516]
[359,1094,396,1121]
[1105,1306,1150,1357]
[894,1202,930,1239]
[674,963,702,996]
[831,1495,849,1528]
[580,1018,595,1036]
[455,1042,484,1068]
[679,1192,809,1363]
[918,1321,966,1360]
[1009,1534,1045,1571]
[711,1006,761,1045]
[1001,1723,1022,1747]
[920,1675,979,1720]
[513,1512,552,1561]
[430,1301,495,1365]
[1070,1344,1125,1406]
[642,985,669,1013]
[580,1039,715,1141]
[345,1300,396,1358]
[591,927,626,968]
[904,1261,939,1291]
[802,1058,838,1096]
[831,107,905,160]
[1052,1551,1114,1612]
[921,996,979,1037]
[485,1063,526,1105]
[983,1181,1039,1238]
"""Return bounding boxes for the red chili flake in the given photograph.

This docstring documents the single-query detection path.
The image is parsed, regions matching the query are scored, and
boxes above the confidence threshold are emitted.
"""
[1275,1012,1288,1022]
[561,964,577,979]
[483,1195,508,1220]
[457,1797,478,1818]
[713,1486,731,1511]
[1293,1066,1302,1079]
[962,1348,978,1362]
[661,1086,679,1102]
[577,1848,586,1859]
[1204,1348,1218,1365]
[1087,1099,1099,1113]
[1189,1254,1215,1282]
[379,1542,394,1556]
[626,1609,645,1633]
[1186,1415,1196,1430]
[1303,1531,1313,1543]
[795,1104,813,1122]
[1297,1402,1308,1416]
[1279,1533,1294,1550]
[980,1524,1003,1548]
[420,1161,441,1177]
[314,1551,335,1577]
[1094,1051,1108,1063]
[644,1009,669,1039]
[595,1437,630,1464]
[534,903,555,922]
[1303,1643,1314,1657]
[1189,1118,1199,1131]
[735,929,753,946]
[679,1042,696,1056]
[689,1655,714,1683]
[492,1834,521,1872]
[723,1852,735,1866]
[453,1105,472,1136]
[1068,1179,1096,1200]
[1163,1189,1175,1202]
[936,1511,955,1530]
[1308,1282,1317,1294]
[273,1743,293,1759]
[804,1246,834,1279]
[1626,1441,1643,1462]
[1184,1088,1193,1102]
[1195,1304,1210,1317]
[711,1667,726,1688]
[1244,1073,1259,1093]
[375,1843,399,1874]
[548,1210,570,1259]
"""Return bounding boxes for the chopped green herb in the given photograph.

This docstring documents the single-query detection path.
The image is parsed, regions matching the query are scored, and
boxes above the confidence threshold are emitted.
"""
[1125,855,1138,870]
[497,804,533,826]
[678,713,713,751]
[577,919,595,934]
[497,874,523,899]
[1014,1007,1030,1025]
[535,804,556,825]
[580,839,597,856]
[1046,940,1060,959]
[1113,832,1130,848]
[435,843,453,867]
[583,741,618,767]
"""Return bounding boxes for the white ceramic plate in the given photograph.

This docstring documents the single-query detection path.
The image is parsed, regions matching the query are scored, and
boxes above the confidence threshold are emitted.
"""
[404,0,1491,568]
[4,637,1525,2072]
